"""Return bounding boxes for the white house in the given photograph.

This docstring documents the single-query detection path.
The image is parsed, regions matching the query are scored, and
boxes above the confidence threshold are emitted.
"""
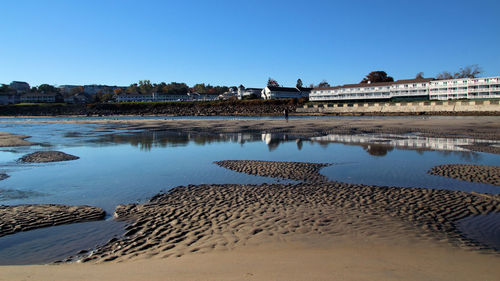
[237,86,263,100]
[261,86,312,99]
[20,93,58,103]
[220,87,238,100]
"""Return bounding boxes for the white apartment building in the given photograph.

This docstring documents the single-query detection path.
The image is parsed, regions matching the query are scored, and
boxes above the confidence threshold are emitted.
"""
[310,78,432,102]
[429,77,500,100]
[20,93,58,103]
[310,76,500,102]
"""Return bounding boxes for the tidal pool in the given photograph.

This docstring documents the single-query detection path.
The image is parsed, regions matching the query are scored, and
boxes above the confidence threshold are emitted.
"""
[0,118,499,264]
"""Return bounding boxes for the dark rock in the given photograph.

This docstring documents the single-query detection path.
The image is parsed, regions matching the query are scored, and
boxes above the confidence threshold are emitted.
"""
[19,151,79,163]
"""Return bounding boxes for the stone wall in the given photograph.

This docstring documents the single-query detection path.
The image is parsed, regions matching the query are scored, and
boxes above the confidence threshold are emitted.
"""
[297,100,500,115]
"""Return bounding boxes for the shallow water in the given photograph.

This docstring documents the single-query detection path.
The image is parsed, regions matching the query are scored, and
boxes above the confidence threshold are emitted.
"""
[0,118,499,264]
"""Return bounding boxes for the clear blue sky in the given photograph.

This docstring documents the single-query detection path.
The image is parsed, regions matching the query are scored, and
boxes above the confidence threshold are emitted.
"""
[1,0,499,87]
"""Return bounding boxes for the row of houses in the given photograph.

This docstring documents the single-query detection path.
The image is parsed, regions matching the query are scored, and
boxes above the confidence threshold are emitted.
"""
[3,76,500,105]
[309,76,500,102]
[114,92,221,102]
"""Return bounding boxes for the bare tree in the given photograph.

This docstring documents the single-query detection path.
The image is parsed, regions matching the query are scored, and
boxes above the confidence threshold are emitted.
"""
[436,65,482,80]
[455,65,482,78]
[436,71,453,80]
[415,72,424,79]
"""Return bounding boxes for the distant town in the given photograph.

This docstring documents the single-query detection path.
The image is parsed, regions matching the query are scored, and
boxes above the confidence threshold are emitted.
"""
[1,67,498,105]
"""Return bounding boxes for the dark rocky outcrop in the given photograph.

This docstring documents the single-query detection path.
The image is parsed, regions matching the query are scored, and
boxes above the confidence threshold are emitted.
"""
[0,100,301,117]
[20,151,79,163]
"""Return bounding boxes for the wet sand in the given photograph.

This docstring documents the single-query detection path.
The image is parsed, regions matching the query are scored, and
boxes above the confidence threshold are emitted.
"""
[215,160,330,183]
[429,164,500,186]
[2,241,500,281]
[6,116,500,140]
[2,159,500,279]
[2,118,500,280]
[0,132,35,147]
[0,204,105,237]
[78,161,500,264]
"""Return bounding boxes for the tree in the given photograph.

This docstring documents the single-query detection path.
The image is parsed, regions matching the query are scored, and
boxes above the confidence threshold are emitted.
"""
[95,92,114,103]
[455,65,482,78]
[0,84,11,94]
[296,78,303,88]
[113,88,123,95]
[316,80,330,88]
[126,83,139,94]
[436,65,483,80]
[138,80,153,95]
[267,78,279,87]
[415,72,425,79]
[69,86,84,96]
[360,71,394,84]
[37,84,58,94]
[436,71,453,80]
[162,82,189,95]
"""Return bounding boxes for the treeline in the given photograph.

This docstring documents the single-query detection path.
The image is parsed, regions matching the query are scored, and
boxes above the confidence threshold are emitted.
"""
[121,80,230,96]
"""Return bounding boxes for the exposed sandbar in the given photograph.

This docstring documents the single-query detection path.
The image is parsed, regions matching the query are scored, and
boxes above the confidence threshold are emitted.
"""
[0,204,106,237]
[78,161,500,263]
[19,151,79,163]
[215,160,330,182]
[429,164,500,186]
[7,116,500,141]
[0,132,35,147]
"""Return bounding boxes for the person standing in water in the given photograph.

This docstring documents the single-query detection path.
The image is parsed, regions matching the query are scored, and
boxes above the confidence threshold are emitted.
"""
[283,108,289,121]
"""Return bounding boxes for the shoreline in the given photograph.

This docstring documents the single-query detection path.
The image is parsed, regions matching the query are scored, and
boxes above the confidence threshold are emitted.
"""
[1,121,500,280]
[1,116,499,138]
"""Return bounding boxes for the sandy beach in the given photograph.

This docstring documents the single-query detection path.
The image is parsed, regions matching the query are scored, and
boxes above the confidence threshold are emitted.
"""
[1,117,500,280]
[0,132,36,147]
[3,116,500,139]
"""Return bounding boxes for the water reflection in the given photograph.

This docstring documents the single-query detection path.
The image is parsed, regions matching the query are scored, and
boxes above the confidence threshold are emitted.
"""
[93,131,306,152]
[311,133,498,158]
[90,131,499,159]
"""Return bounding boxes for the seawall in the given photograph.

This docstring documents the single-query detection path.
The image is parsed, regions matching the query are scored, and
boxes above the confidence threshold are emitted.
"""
[297,100,500,115]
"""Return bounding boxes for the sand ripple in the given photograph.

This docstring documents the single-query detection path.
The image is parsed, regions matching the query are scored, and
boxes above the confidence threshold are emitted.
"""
[0,204,106,237]
[215,160,330,183]
[81,161,500,263]
[429,164,500,186]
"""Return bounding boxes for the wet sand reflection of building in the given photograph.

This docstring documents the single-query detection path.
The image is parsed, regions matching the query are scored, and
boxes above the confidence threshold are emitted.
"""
[92,131,498,158]
[311,133,498,158]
